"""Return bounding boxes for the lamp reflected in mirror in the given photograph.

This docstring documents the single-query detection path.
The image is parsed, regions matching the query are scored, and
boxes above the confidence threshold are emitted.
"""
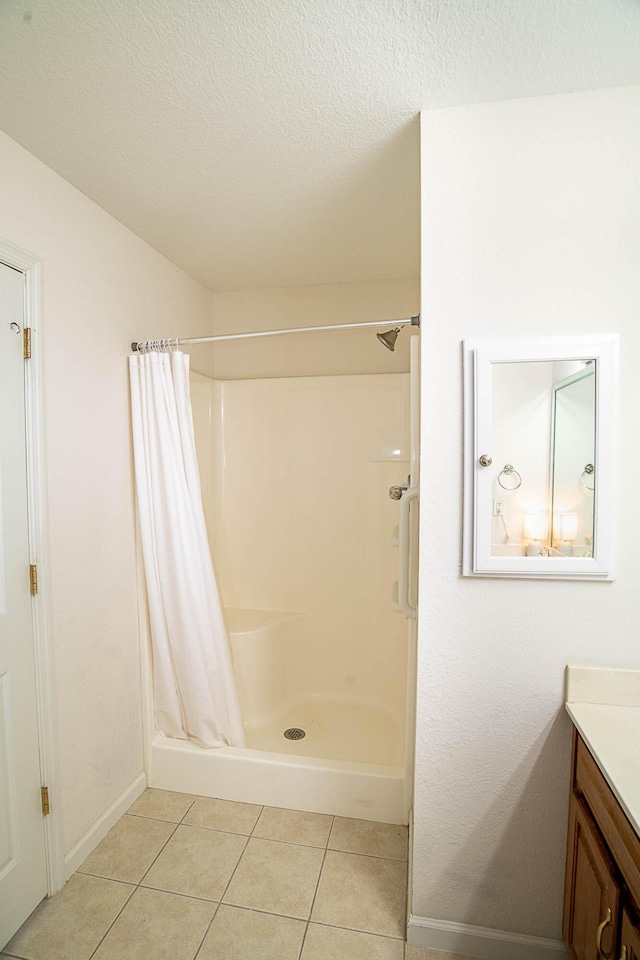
[553,512,578,555]
[524,513,548,556]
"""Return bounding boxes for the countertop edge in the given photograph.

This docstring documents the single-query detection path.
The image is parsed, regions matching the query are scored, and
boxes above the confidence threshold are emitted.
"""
[565,701,640,839]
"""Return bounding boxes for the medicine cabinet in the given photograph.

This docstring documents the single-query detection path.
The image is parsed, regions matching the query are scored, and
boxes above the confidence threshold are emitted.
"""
[463,335,618,579]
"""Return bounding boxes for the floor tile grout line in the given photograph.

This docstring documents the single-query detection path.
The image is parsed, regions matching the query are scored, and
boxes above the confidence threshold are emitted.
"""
[85,817,181,960]
[240,831,335,851]
[127,811,186,822]
[323,846,409,863]
[127,788,198,825]
[301,917,407,941]
[94,808,408,860]
[327,815,336,850]
[127,883,224,905]
[74,820,179,885]
[132,817,180,886]
[129,797,407,853]
[98,894,369,928]
[138,819,250,905]
[85,877,137,960]
[84,803,238,960]
[249,805,265,838]
[123,810,408,859]
[179,793,200,823]
[191,900,221,960]
[147,819,259,842]
[296,815,334,960]
[81,840,221,960]
[179,900,324,924]
[180,798,264,839]
[212,807,328,946]
[212,800,266,898]
[209,821,254,914]
[23,878,411,938]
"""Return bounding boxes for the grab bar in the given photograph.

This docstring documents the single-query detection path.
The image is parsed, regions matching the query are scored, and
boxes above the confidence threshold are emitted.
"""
[397,487,418,619]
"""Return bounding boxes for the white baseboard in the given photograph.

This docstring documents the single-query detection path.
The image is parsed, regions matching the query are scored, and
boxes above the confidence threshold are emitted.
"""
[407,809,414,916]
[407,915,567,960]
[63,772,147,879]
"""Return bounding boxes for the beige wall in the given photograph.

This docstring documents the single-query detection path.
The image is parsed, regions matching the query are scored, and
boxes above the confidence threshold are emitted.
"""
[211,279,420,379]
[0,130,213,854]
[415,86,640,942]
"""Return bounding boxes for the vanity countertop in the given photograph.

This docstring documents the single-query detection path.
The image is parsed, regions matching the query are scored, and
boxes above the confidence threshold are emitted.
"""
[565,666,640,839]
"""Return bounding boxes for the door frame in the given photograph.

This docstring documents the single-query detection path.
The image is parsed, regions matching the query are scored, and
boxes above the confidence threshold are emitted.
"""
[0,237,63,895]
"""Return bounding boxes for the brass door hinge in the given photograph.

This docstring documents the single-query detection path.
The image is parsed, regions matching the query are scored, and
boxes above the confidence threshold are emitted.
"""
[41,786,50,816]
[29,564,38,596]
[23,327,31,359]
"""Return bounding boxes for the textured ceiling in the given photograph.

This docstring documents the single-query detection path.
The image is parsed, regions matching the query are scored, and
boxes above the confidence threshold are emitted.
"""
[1,0,640,291]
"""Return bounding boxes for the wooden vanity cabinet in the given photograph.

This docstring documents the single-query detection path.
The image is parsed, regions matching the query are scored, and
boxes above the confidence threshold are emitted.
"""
[564,793,620,960]
[621,910,640,960]
[564,730,640,960]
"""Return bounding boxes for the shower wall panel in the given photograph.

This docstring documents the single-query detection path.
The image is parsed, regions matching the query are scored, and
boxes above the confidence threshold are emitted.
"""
[192,372,410,729]
[190,373,223,559]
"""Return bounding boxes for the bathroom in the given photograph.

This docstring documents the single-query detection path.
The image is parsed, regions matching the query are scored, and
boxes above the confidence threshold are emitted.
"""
[1,4,640,960]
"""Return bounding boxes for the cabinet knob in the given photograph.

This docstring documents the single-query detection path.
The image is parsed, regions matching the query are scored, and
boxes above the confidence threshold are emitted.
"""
[596,907,613,958]
[479,454,492,467]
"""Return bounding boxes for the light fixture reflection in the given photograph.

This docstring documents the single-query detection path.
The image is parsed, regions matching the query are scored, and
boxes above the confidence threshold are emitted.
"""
[524,513,548,557]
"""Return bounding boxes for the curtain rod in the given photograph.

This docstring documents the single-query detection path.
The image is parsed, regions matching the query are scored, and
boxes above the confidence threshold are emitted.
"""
[130,315,420,352]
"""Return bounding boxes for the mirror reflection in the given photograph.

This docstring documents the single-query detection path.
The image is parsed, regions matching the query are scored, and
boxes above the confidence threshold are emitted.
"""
[490,360,596,559]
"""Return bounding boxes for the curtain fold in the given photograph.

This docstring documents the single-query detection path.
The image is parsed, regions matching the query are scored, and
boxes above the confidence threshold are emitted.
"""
[129,349,245,748]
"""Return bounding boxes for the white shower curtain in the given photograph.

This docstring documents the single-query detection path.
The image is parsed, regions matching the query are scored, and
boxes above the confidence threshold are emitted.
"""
[129,349,245,748]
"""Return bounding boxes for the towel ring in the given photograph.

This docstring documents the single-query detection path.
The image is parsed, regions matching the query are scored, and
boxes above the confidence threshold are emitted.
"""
[580,463,595,492]
[497,464,522,490]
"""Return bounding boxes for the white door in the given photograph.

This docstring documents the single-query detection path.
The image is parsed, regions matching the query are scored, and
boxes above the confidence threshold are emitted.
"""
[0,261,47,945]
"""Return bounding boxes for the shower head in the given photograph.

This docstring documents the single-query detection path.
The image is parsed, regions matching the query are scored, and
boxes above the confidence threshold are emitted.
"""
[376,327,402,352]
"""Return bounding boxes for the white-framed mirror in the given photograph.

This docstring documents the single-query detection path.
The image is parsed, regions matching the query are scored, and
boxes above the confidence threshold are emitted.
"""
[463,335,618,579]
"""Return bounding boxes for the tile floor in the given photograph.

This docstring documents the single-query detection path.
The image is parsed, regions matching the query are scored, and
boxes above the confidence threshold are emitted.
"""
[2,789,458,960]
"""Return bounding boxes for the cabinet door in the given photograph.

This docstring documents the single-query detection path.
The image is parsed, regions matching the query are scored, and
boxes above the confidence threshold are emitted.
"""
[564,794,621,960]
[620,910,640,960]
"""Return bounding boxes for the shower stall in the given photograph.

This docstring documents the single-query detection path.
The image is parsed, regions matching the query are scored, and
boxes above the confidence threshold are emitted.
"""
[139,322,420,824]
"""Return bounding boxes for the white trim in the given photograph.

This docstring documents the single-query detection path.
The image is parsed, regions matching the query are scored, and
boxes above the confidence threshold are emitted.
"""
[406,808,414,923]
[0,239,40,274]
[0,239,64,894]
[407,915,567,960]
[63,773,147,879]
[463,335,618,580]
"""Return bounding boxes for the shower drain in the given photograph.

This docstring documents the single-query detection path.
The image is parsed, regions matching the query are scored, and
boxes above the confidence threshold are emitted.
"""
[283,727,306,741]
